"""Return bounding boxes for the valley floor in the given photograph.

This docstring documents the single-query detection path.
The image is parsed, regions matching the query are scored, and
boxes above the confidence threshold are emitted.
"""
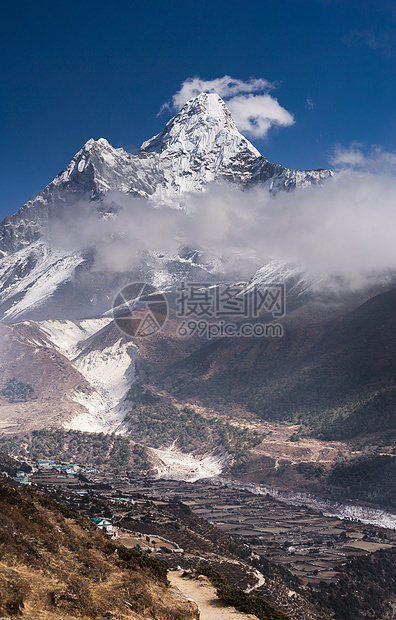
[29,469,396,587]
[121,477,396,586]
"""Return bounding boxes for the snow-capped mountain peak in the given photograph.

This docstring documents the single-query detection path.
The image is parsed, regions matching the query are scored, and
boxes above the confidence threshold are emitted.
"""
[139,92,261,197]
[141,92,259,157]
[53,138,143,196]
[0,91,333,320]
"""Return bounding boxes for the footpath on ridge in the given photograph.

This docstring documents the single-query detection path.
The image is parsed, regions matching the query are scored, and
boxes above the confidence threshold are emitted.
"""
[168,570,258,620]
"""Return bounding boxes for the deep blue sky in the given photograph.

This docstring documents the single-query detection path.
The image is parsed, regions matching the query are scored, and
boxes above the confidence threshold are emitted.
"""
[1,0,395,220]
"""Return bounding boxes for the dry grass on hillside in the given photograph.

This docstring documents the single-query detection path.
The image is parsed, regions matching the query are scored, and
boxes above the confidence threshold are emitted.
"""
[0,479,198,620]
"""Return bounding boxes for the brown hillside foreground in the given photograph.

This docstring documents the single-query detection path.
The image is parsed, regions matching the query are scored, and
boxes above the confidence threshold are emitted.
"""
[0,479,199,620]
[168,570,258,620]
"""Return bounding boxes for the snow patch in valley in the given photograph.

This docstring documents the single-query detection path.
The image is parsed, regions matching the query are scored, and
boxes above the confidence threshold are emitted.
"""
[39,318,112,359]
[153,444,230,482]
[69,339,138,432]
[38,319,137,433]
[64,408,113,433]
[74,339,137,408]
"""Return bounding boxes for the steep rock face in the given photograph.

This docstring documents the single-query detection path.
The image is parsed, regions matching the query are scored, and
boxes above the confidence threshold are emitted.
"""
[0,240,85,321]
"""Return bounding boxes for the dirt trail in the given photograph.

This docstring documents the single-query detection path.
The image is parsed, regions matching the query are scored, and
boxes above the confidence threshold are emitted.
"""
[168,570,257,620]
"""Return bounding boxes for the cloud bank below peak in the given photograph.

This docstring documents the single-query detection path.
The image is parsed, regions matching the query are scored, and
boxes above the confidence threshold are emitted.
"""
[49,143,396,293]
[160,75,295,138]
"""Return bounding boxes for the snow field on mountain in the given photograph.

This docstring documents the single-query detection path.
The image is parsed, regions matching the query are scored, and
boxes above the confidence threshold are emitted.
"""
[39,319,137,432]
[0,241,84,321]
[73,339,137,412]
[39,318,112,359]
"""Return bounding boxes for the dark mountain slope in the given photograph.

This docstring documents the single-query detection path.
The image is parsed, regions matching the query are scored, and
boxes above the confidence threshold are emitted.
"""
[160,286,396,440]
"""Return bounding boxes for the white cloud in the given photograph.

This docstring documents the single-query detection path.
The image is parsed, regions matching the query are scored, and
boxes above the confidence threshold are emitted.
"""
[227,94,294,138]
[331,142,396,173]
[183,166,396,289]
[161,75,295,139]
[50,147,396,292]
[170,75,273,109]
[330,143,366,167]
